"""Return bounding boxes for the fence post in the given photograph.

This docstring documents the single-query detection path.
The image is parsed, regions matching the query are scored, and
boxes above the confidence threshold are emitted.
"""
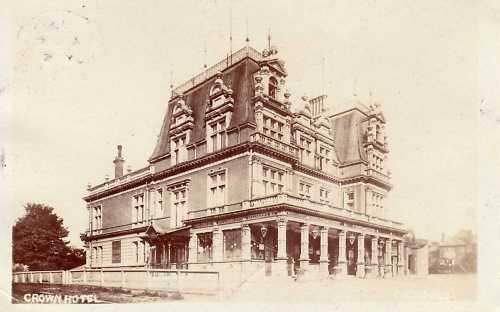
[121,270,125,288]
[39,272,43,283]
[83,270,87,283]
[217,272,220,290]
[100,269,104,287]
[176,271,181,293]
[49,272,53,284]
[68,271,73,284]
[146,269,151,289]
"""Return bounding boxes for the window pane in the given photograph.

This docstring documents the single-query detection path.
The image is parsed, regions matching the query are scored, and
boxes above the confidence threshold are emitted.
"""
[211,135,217,150]
[219,172,225,183]
[220,132,226,148]
[112,241,121,263]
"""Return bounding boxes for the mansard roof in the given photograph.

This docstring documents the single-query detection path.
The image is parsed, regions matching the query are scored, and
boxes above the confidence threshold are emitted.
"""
[329,99,371,165]
[149,57,260,162]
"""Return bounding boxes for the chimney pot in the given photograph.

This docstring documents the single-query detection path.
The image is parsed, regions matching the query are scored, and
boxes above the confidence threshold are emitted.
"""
[117,145,123,158]
[113,145,125,178]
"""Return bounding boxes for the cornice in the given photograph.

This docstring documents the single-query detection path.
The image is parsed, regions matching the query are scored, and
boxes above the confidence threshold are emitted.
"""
[80,225,148,241]
[184,204,406,236]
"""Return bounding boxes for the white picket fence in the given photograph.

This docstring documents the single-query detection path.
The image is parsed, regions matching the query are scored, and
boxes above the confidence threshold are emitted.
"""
[13,269,221,293]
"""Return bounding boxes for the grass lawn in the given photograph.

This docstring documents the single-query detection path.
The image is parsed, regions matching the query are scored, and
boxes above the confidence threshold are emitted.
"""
[12,283,184,303]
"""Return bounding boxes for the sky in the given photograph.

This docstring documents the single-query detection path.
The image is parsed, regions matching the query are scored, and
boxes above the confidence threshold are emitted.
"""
[2,0,479,247]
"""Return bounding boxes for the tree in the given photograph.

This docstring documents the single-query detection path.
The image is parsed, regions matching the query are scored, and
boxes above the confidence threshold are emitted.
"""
[453,229,475,245]
[452,229,477,273]
[12,203,85,271]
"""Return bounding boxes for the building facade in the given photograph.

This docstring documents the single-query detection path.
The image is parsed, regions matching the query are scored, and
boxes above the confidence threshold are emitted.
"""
[81,46,408,278]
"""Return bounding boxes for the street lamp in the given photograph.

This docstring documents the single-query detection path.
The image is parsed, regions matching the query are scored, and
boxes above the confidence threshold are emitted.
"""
[260,225,268,238]
[348,234,356,246]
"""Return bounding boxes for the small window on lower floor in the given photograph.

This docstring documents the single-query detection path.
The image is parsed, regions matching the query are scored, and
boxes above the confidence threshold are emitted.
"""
[112,240,121,263]
[197,232,213,262]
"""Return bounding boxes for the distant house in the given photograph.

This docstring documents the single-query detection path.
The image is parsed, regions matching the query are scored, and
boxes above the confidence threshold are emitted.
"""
[429,234,476,273]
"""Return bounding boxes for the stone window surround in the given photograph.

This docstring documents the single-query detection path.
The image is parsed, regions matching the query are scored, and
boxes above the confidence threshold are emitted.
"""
[132,193,146,225]
[171,133,188,165]
[207,168,227,211]
[167,179,190,228]
[262,164,285,195]
[92,245,103,267]
[207,116,228,153]
[317,143,332,171]
[92,205,103,232]
[319,187,331,203]
[153,187,164,219]
[299,180,312,198]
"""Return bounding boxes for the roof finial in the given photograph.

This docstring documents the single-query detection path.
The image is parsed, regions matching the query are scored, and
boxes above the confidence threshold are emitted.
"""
[245,18,249,45]
[203,41,207,69]
[321,56,326,96]
[353,77,358,97]
[229,3,233,64]
[169,67,174,97]
[267,27,271,50]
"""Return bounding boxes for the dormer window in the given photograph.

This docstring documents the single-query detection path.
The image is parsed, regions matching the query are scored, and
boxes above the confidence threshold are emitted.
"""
[318,145,331,171]
[269,77,278,99]
[262,115,284,141]
[171,135,187,165]
[376,125,381,142]
[209,118,227,153]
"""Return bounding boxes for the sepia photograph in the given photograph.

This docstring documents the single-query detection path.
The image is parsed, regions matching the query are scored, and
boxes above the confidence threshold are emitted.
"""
[1,0,498,310]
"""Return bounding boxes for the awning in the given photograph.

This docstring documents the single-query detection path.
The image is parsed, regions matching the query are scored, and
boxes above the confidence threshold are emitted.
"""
[143,224,191,241]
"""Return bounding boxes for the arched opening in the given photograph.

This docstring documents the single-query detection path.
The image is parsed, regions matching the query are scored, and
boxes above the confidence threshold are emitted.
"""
[376,124,381,142]
[268,77,278,99]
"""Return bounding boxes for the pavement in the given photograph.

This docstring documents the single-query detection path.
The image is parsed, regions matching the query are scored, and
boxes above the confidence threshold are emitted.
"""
[226,274,477,302]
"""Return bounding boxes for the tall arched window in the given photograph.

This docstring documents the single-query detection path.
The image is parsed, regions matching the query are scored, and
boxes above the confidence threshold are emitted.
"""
[269,77,278,99]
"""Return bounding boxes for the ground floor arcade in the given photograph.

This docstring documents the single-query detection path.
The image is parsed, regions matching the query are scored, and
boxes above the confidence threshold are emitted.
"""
[143,207,409,278]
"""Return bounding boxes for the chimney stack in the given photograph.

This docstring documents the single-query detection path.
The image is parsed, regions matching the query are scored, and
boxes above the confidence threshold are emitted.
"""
[113,145,125,178]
